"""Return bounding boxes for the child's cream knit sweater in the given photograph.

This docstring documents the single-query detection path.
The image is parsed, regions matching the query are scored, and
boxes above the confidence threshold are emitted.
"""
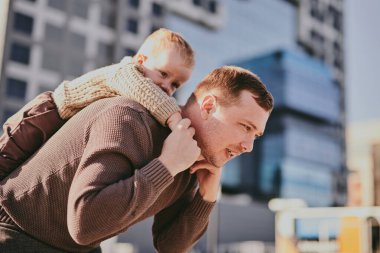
[53,57,180,126]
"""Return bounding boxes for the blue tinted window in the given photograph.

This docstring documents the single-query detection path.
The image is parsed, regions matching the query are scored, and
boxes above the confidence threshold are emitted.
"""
[222,157,241,187]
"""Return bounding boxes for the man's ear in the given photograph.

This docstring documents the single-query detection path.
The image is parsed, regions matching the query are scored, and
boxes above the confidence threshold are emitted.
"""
[200,95,217,120]
[136,54,148,65]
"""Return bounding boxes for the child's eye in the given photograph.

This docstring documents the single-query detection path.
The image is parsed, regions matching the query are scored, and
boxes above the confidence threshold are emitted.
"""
[172,82,180,89]
[160,71,168,78]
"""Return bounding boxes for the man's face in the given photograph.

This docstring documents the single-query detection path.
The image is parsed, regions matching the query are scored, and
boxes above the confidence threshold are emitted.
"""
[195,90,270,168]
[141,47,192,96]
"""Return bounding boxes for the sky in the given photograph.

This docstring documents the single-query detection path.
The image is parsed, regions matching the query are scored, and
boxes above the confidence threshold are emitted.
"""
[345,0,380,123]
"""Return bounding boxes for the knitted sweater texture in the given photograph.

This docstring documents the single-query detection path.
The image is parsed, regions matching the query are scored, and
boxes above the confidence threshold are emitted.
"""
[53,57,180,126]
[0,97,214,253]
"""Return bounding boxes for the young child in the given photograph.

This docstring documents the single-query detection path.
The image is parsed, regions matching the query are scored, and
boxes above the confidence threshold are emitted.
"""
[0,28,194,180]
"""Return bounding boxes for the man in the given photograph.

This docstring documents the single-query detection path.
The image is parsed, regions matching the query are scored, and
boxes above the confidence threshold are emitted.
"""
[0,66,273,253]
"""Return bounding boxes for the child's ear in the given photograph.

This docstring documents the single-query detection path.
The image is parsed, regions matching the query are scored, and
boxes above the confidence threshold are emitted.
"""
[200,95,217,120]
[136,54,148,64]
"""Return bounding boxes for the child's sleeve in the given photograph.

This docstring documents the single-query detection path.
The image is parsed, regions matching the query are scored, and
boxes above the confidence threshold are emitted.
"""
[53,57,180,126]
[53,64,120,119]
[111,58,181,126]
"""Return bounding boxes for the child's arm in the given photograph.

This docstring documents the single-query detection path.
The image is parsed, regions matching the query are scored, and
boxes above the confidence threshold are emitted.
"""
[53,57,181,127]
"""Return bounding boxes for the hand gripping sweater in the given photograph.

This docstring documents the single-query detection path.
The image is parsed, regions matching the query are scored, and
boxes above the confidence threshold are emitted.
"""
[0,97,214,253]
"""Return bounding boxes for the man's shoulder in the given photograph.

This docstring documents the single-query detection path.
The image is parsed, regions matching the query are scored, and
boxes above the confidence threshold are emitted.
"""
[75,97,167,138]
[84,96,150,118]
[101,96,148,112]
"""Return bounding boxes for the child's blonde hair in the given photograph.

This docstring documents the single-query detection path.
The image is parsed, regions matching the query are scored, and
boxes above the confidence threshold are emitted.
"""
[136,28,194,68]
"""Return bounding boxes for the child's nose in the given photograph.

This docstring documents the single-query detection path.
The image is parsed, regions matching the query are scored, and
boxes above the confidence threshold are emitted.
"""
[159,81,171,96]
[163,80,175,96]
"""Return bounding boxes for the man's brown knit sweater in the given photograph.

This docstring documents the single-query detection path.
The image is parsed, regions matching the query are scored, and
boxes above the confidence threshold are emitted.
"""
[0,97,214,253]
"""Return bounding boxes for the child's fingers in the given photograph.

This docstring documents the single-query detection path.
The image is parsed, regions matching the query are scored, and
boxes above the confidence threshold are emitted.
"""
[167,112,183,130]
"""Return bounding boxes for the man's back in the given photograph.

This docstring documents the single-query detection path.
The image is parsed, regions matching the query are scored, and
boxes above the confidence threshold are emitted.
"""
[0,97,172,252]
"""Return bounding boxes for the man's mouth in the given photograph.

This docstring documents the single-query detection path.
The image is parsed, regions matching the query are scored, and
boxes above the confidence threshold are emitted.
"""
[227,148,236,159]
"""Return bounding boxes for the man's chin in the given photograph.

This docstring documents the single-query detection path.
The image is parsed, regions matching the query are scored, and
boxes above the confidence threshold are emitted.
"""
[204,155,224,168]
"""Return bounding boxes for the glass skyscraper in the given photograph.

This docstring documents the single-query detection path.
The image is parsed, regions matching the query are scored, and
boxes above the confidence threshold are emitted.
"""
[226,49,344,207]
[169,0,346,207]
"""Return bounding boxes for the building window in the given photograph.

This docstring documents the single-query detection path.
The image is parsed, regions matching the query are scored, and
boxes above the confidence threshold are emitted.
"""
[333,58,342,70]
[333,42,343,70]
[129,0,139,8]
[68,32,86,53]
[98,42,114,64]
[151,25,160,34]
[13,12,34,35]
[328,5,342,32]
[45,24,64,44]
[42,47,61,72]
[100,7,116,28]
[310,0,324,22]
[152,3,163,17]
[6,78,27,100]
[208,1,217,13]
[310,29,325,58]
[48,0,66,11]
[66,57,84,77]
[310,30,324,43]
[126,19,138,34]
[333,41,341,52]
[10,42,30,65]
[72,0,89,19]
[193,0,202,6]
[124,48,136,56]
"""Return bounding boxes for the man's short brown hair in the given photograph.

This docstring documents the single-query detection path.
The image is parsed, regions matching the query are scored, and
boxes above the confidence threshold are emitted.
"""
[137,28,194,68]
[191,66,274,112]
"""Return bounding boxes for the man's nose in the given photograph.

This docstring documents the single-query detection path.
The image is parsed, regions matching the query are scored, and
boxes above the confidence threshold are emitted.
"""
[240,139,254,153]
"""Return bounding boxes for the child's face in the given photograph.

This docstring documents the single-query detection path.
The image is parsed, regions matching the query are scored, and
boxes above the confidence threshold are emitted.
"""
[141,47,192,96]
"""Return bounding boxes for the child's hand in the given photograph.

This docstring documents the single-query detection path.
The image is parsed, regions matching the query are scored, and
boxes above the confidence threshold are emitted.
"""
[166,112,182,130]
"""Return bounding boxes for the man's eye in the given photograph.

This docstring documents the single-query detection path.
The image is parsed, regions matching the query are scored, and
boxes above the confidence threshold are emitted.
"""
[241,124,251,132]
